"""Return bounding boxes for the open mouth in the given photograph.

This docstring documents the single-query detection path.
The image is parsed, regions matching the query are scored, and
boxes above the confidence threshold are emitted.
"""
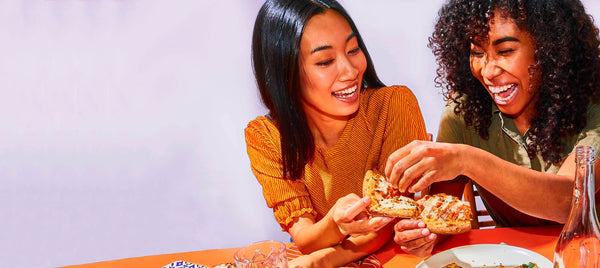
[489,84,517,105]
[332,85,358,98]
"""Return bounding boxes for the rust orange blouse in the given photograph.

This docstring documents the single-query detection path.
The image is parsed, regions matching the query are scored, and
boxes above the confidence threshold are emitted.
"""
[245,86,428,231]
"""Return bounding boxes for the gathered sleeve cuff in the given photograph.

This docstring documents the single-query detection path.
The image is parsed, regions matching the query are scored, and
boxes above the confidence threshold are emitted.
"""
[273,196,318,231]
[245,117,317,232]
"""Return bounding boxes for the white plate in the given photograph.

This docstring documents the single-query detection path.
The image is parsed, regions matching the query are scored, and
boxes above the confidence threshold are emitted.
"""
[415,244,552,268]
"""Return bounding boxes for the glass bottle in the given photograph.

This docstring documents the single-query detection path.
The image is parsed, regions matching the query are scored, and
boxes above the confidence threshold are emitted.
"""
[554,145,600,268]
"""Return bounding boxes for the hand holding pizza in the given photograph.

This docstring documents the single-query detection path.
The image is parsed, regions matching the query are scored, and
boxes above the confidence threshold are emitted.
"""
[331,193,394,237]
[384,140,468,193]
[363,170,472,235]
[393,219,437,257]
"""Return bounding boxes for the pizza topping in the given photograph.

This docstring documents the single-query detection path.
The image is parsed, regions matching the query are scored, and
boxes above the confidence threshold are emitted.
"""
[362,170,473,235]
[378,196,419,210]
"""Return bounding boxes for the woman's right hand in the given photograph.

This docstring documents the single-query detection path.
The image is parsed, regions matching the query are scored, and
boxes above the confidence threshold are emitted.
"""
[393,219,437,257]
[331,194,393,237]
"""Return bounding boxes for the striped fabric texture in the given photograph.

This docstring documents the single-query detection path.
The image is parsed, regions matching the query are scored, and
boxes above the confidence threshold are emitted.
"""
[245,86,428,231]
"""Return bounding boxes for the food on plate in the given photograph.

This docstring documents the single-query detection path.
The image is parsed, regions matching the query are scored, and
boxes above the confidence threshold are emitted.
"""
[362,170,472,234]
[506,263,539,268]
[362,170,420,218]
[442,263,461,268]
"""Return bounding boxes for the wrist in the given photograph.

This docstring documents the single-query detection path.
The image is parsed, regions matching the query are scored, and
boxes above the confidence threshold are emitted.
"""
[456,144,472,178]
[324,211,349,243]
[307,247,336,268]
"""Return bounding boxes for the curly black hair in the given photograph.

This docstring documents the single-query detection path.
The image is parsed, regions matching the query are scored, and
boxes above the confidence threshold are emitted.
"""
[429,0,600,163]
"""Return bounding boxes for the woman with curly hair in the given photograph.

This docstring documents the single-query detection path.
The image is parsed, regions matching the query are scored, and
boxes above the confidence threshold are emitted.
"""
[386,0,600,257]
[245,0,428,265]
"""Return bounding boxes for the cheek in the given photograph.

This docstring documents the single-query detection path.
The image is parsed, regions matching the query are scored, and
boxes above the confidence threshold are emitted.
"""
[470,59,483,80]
[354,54,368,77]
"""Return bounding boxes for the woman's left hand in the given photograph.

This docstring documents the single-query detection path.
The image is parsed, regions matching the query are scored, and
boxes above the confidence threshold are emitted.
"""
[384,140,467,193]
[393,219,437,257]
[331,194,393,237]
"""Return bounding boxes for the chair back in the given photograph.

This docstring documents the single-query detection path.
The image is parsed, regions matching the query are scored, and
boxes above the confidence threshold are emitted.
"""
[463,180,495,229]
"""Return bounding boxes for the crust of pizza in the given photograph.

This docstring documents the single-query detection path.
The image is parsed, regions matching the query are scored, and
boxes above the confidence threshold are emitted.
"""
[362,170,472,235]
[417,193,472,235]
[362,170,420,218]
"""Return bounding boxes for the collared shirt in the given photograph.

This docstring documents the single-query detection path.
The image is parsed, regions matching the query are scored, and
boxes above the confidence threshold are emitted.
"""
[437,101,600,227]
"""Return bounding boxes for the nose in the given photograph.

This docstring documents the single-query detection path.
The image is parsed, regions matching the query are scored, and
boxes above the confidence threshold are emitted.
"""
[481,56,502,80]
[339,55,359,81]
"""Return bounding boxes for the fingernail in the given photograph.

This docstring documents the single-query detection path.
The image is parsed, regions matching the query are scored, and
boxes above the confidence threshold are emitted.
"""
[381,217,393,224]
[362,196,370,204]
[417,222,426,228]
[421,229,430,236]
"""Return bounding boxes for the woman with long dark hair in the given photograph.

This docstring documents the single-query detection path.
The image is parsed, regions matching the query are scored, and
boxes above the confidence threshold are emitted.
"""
[388,0,600,257]
[246,0,427,266]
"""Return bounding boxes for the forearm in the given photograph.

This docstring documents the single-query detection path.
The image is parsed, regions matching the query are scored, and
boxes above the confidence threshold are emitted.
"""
[459,144,573,223]
[290,214,347,253]
[305,224,394,268]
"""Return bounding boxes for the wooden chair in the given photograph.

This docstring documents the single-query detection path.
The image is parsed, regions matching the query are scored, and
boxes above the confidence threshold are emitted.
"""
[463,180,495,229]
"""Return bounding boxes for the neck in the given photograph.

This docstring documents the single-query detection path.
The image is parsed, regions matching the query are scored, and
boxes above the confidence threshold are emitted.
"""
[511,116,531,137]
[307,113,353,149]
[507,96,538,136]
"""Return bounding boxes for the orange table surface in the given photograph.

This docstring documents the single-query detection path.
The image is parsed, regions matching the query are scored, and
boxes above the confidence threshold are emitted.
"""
[62,225,562,268]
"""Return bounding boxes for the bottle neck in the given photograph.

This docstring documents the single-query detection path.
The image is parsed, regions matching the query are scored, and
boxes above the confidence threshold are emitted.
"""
[571,145,598,232]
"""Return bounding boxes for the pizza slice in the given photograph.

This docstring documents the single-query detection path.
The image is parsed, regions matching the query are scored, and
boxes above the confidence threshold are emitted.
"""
[362,170,420,218]
[417,193,472,235]
[362,170,472,235]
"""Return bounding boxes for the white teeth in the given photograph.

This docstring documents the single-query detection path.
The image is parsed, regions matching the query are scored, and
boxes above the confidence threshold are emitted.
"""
[488,84,515,94]
[494,85,518,104]
[333,85,357,96]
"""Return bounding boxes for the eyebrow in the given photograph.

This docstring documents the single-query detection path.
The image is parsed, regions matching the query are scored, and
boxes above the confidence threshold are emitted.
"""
[470,36,520,47]
[492,36,519,46]
[310,32,358,54]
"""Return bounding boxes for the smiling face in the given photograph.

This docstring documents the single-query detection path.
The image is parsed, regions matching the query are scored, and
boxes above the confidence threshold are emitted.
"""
[470,12,539,127]
[298,9,367,123]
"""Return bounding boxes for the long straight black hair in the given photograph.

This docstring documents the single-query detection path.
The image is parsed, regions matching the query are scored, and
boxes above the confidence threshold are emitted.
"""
[251,0,385,181]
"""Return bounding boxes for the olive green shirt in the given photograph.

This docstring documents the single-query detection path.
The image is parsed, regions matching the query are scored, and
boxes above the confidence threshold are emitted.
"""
[437,102,600,227]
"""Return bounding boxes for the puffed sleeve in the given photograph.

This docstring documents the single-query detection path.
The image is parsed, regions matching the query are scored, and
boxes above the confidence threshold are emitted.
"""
[245,117,317,231]
[380,86,428,165]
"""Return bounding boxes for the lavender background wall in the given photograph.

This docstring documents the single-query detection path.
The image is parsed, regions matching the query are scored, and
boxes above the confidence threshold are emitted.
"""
[2,1,599,267]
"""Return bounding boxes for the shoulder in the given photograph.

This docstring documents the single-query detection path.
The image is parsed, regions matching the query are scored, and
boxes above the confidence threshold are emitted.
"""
[245,116,280,145]
[579,102,600,135]
[365,85,417,100]
[246,116,277,132]
[579,101,600,133]
[586,102,600,123]
[361,85,419,112]
[437,101,470,143]
[439,101,466,127]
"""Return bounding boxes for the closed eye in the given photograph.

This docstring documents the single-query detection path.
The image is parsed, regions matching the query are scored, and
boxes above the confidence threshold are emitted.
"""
[470,51,484,57]
[316,59,333,66]
[348,47,361,55]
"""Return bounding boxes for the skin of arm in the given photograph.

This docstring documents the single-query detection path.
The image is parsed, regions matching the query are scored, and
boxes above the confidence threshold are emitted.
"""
[287,194,392,254]
[385,140,600,223]
[288,223,394,268]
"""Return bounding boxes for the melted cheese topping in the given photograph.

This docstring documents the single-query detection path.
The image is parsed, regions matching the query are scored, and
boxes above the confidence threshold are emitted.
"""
[378,196,418,210]
[421,194,470,222]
